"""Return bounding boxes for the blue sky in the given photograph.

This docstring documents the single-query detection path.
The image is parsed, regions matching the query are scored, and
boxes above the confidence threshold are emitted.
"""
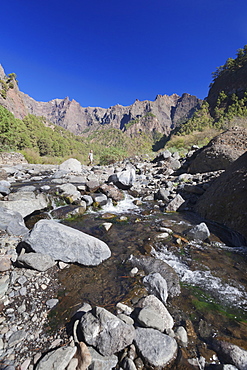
[1,0,247,108]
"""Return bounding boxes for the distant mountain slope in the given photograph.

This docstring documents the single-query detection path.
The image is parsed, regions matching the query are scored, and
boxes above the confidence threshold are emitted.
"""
[0,64,201,137]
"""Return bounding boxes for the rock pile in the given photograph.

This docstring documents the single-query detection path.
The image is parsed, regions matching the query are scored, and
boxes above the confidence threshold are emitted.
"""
[0,132,246,368]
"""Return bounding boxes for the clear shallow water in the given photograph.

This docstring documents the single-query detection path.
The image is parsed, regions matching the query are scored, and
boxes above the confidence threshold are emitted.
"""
[46,195,247,349]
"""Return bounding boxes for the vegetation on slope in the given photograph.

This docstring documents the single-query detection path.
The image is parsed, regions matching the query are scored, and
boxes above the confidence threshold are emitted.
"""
[0,73,17,99]
[211,45,247,83]
[0,106,154,164]
[165,46,247,154]
[1,46,247,162]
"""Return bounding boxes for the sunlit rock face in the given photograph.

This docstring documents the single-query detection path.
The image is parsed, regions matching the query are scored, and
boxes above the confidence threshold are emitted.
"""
[0,65,201,136]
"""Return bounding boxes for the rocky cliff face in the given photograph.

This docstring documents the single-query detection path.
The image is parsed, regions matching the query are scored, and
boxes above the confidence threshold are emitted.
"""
[207,63,247,110]
[0,65,29,119]
[0,64,201,137]
[187,126,247,173]
[194,151,247,241]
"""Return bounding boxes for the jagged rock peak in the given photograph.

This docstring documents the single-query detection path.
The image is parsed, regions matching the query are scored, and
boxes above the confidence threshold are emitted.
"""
[155,93,180,101]
[0,62,202,137]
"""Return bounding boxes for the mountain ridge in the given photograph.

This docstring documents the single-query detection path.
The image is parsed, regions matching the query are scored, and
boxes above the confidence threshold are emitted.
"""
[0,64,201,138]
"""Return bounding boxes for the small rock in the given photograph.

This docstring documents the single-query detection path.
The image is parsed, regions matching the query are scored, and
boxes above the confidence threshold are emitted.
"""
[88,346,118,369]
[102,222,112,231]
[46,299,59,309]
[58,261,69,269]
[17,276,27,285]
[137,306,166,332]
[165,194,185,212]
[143,272,168,304]
[156,232,169,239]
[8,329,27,347]
[116,302,133,316]
[0,255,12,271]
[0,180,11,195]
[122,357,137,370]
[130,267,138,277]
[187,222,210,241]
[17,252,56,272]
[18,287,26,296]
[20,358,31,370]
[175,326,188,347]
[40,185,50,192]
[0,275,9,298]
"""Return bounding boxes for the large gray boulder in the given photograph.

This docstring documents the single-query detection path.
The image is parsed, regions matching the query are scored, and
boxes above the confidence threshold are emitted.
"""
[135,328,177,367]
[56,183,81,203]
[138,295,174,331]
[0,192,49,218]
[80,307,135,356]
[100,183,125,202]
[91,193,108,206]
[59,158,82,173]
[137,307,166,332]
[24,220,111,266]
[0,207,28,236]
[108,169,136,190]
[212,340,247,370]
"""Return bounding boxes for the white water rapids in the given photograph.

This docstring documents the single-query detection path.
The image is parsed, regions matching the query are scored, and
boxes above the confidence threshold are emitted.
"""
[152,244,247,311]
[94,194,141,214]
[94,195,247,312]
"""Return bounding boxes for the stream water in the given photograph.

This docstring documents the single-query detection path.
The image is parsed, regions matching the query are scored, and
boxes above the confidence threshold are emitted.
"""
[46,195,247,354]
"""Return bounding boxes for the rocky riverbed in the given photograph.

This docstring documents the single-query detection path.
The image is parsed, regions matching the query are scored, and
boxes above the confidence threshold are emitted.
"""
[0,134,247,369]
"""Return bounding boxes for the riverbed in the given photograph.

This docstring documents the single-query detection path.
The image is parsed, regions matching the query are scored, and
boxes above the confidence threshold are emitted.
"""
[48,196,247,353]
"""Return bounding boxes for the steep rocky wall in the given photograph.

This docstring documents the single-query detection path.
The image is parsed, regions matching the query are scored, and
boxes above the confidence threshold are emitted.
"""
[188,126,247,173]
[0,64,201,137]
[194,151,247,240]
[207,63,247,110]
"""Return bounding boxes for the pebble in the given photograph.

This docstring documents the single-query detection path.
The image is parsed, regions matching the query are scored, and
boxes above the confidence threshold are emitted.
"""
[0,256,12,272]
[130,267,138,276]
[19,287,27,295]
[18,276,27,285]
[8,330,27,347]
[46,298,59,309]
[58,261,68,269]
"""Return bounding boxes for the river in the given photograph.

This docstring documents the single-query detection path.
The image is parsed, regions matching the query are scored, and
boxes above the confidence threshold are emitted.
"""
[47,195,247,354]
